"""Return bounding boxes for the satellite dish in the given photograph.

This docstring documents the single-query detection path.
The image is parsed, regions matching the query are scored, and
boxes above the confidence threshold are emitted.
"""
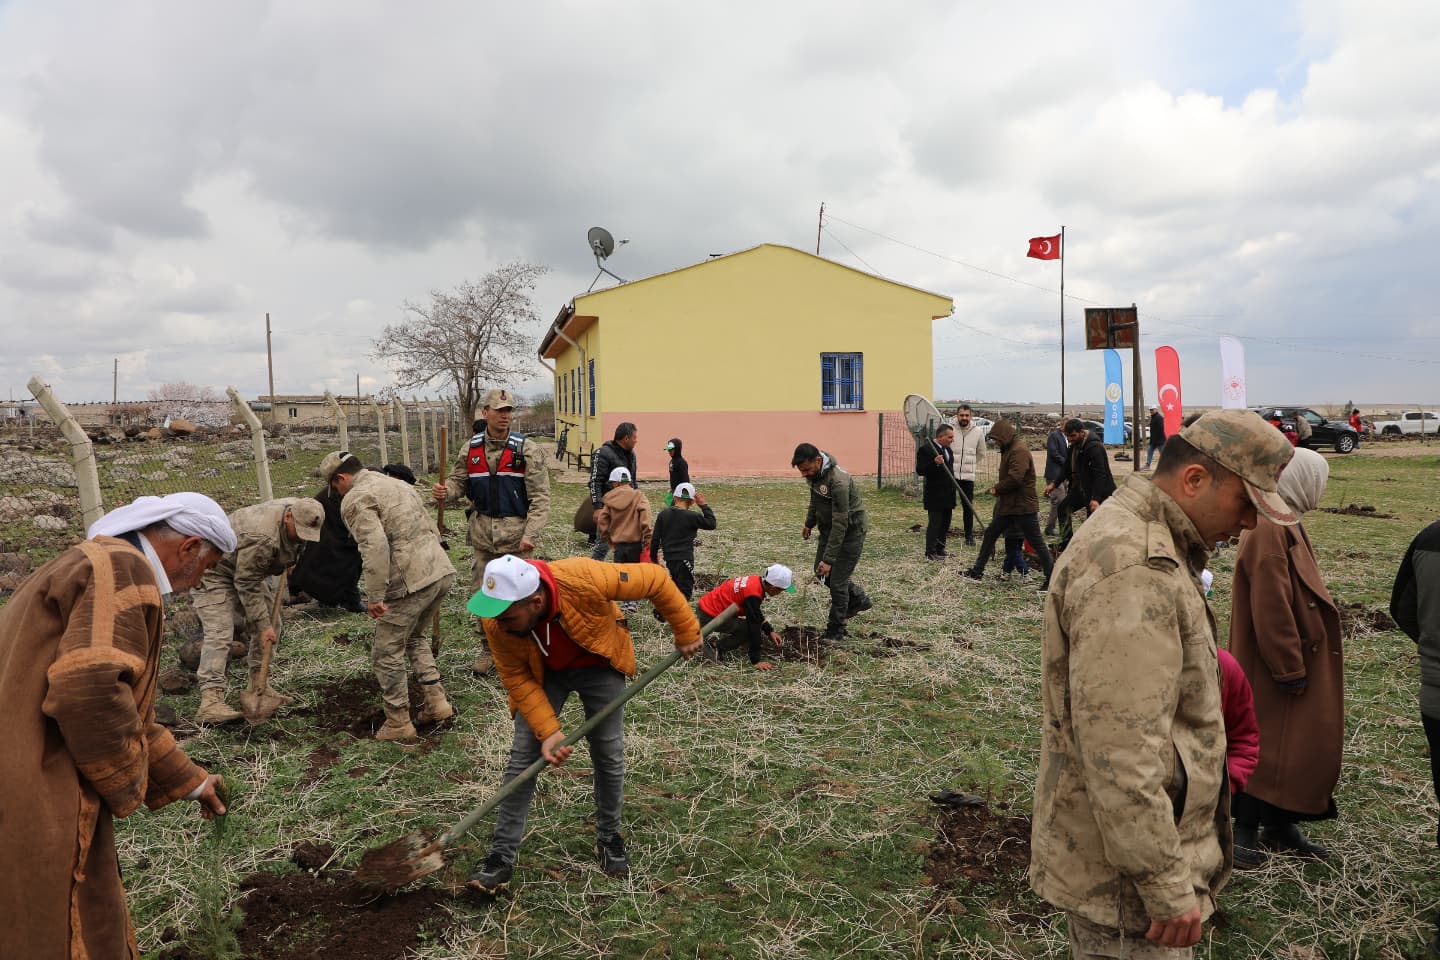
[588,226,616,260]
[586,226,628,291]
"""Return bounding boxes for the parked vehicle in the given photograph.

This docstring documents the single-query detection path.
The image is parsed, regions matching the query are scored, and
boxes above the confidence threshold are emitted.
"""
[1078,418,1132,445]
[1372,410,1439,436]
[1252,406,1359,453]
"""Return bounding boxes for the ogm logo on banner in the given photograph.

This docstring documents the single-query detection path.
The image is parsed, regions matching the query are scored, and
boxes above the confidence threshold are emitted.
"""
[1105,383,1122,403]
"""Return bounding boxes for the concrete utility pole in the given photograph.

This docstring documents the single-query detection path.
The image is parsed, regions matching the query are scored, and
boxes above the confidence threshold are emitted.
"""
[265,313,277,426]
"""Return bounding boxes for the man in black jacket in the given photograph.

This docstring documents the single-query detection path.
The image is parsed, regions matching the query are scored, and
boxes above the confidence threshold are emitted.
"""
[1061,419,1116,548]
[1391,518,1440,852]
[650,483,717,598]
[589,422,638,560]
[1041,420,1071,541]
[663,438,690,498]
[915,424,956,560]
[1145,406,1166,470]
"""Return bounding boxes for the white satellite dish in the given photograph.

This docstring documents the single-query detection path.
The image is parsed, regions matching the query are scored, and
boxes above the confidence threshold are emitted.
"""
[586,226,628,291]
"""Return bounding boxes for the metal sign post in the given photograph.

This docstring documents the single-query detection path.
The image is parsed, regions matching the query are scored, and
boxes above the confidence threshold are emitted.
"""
[1083,305,1143,471]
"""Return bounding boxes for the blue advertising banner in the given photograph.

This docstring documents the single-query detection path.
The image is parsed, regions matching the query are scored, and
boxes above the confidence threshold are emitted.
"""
[1103,349,1125,445]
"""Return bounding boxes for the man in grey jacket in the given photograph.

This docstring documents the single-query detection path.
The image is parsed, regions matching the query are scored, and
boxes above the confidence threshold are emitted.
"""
[793,443,872,643]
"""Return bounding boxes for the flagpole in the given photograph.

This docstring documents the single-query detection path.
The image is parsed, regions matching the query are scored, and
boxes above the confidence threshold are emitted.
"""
[1060,225,1066,417]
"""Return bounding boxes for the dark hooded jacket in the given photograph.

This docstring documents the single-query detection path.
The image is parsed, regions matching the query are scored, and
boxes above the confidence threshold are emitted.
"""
[666,438,691,491]
[1392,519,1440,718]
[288,485,362,609]
[988,419,1039,516]
[1068,432,1117,510]
[590,439,637,508]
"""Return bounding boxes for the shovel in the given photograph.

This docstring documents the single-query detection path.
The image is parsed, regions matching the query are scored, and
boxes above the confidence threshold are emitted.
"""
[355,604,738,891]
[240,572,288,724]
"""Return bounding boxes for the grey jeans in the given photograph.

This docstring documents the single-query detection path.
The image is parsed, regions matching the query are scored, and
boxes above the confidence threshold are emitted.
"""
[490,666,627,865]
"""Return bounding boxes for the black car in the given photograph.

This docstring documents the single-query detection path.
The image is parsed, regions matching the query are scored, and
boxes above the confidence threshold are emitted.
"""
[1077,418,1132,445]
[1252,406,1359,454]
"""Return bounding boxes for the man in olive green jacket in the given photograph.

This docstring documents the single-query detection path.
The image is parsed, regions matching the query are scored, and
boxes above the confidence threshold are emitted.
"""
[193,496,324,724]
[1030,410,1295,957]
[327,452,457,741]
[792,443,872,642]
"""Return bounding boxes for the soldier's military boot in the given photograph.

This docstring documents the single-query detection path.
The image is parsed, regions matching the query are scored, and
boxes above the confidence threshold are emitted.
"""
[195,689,244,725]
[417,680,455,725]
[248,666,293,707]
[375,703,417,742]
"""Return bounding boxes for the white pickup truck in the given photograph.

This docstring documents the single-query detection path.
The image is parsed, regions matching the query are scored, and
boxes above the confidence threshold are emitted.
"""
[1373,410,1440,436]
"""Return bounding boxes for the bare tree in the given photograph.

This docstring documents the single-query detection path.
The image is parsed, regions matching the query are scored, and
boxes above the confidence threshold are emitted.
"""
[373,261,548,419]
[145,381,226,426]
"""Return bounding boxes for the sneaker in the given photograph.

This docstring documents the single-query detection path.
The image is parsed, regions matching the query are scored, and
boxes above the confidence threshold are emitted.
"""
[961,569,983,582]
[467,852,513,895]
[819,626,848,646]
[846,596,872,618]
[964,536,976,546]
[597,834,630,877]
[620,601,639,613]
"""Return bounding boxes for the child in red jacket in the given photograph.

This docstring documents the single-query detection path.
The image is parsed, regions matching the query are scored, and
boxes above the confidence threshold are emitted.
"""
[1218,648,1260,793]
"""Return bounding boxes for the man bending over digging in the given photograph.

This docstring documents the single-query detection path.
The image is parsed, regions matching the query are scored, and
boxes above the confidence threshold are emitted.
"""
[465,553,703,894]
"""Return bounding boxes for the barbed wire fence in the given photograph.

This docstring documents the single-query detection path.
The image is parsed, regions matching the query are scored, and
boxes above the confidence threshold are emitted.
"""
[0,381,463,595]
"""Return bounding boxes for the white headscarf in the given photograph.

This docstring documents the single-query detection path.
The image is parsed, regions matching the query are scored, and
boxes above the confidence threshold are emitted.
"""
[88,492,237,554]
[1276,447,1328,516]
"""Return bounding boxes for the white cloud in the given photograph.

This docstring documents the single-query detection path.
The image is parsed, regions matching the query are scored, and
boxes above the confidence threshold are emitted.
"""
[0,0,1437,411]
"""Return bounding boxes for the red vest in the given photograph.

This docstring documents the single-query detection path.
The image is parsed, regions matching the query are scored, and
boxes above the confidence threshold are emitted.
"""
[698,574,764,619]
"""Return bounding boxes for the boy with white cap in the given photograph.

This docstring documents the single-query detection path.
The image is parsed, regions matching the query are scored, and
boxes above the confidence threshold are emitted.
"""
[695,564,795,671]
[595,466,652,564]
[649,482,717,599]
[465,553,702,894]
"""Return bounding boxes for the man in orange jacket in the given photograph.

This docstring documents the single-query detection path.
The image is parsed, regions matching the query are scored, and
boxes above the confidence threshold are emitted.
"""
[465,554,702,894]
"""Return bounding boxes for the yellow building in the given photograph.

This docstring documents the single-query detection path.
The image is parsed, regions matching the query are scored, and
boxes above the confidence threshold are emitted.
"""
[539,243,953,479]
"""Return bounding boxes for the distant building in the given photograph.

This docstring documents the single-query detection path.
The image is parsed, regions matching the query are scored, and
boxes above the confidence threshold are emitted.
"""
[540,243,953,478]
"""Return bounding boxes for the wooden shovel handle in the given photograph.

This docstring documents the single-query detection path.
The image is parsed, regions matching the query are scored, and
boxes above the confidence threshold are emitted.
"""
[257,571,287,690]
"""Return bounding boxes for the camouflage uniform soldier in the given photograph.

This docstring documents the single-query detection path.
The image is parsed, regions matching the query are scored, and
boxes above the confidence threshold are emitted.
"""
[791,443,872,642]
[193,497,324,724]
[327,452,457,741]
[434,388,551,676]
[1030,410,1295,957]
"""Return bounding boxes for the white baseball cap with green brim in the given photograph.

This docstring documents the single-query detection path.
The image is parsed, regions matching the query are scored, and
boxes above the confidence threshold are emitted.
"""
[763,563,796,593]
[467,554,540,617]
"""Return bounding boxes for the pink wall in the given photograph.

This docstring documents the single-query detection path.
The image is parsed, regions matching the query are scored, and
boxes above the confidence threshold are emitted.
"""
[601,410,886,481]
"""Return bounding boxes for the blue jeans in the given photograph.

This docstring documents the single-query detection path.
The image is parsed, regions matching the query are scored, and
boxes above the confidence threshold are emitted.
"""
[490,666,627,865]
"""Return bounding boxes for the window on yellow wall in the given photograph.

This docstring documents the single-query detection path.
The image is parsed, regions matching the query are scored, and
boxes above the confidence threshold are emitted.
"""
[588,359,595,416]
[821,353,864,411]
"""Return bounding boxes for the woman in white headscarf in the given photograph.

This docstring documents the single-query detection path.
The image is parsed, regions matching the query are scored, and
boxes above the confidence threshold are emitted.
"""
[1227,447,1344,868]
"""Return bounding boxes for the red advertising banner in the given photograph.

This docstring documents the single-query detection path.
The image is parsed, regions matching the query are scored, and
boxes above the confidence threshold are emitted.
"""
[1155,345,1183,438]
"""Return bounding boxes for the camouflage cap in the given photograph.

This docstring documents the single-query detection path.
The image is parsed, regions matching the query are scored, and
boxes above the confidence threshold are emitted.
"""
[317,450,350,482]
[482,388,515,411]
[287,498,324,542]
[1177,410,1297,525]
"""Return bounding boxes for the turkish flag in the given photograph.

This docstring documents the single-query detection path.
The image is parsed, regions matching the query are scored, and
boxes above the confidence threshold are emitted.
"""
[1027,234,1061,260]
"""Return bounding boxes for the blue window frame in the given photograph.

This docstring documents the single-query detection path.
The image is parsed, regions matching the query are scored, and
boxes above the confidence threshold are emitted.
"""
[821,352,863,411]
[588,359,596,416]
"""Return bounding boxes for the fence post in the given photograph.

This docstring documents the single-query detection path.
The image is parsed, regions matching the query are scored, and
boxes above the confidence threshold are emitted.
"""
[370,395,388,464]
[227,386,273,501]
[324,390,349,451]
[395,399,410,467]
[876,412,884,490]
[28,376,105,529]
[417,397,430,475]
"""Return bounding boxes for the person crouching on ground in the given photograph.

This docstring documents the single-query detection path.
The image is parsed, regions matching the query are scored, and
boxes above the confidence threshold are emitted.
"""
[696,564,795,671]
[596,467,652,564]
[464,553,703,895]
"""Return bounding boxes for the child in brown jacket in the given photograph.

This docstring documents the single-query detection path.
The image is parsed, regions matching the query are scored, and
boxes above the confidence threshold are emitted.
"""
[596,467,652,563]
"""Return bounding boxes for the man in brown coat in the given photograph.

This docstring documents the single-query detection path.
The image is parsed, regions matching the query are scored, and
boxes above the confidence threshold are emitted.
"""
[962,417,1053,589]
[1228,446,1343,867]
[0,493,233,960]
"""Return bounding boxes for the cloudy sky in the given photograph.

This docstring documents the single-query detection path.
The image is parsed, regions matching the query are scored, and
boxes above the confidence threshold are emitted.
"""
[2,0,1437,411]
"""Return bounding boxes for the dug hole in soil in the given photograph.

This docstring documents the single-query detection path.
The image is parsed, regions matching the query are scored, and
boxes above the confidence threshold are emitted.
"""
[155,842,454,960]
[925,798,1052,929]
[295,676,454,741]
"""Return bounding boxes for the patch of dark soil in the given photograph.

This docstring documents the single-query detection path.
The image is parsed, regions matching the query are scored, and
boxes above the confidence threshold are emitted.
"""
[290,841,336,872]
[693,571,724,594]
[155,864,453,960]
[333,632,354,645]
[1321,503,1397,519]
[300,744,341,786]
[1338,601,1397,636]
[924,798,1053,930]
[153,703,179,728]
[774,625,827,664]
[298,676,452,745]
[159,668,196,693]
[851,632,933,658]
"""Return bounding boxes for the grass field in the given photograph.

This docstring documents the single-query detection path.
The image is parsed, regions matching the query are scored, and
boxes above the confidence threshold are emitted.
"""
[6,440,1438,958]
